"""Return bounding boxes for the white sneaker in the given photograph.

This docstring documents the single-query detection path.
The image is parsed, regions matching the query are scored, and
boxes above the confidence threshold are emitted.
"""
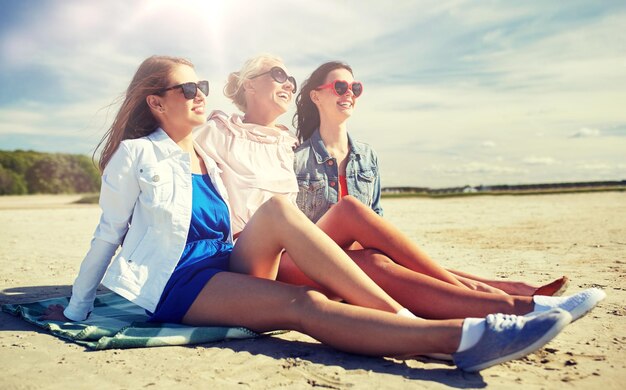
[528,288,606,322]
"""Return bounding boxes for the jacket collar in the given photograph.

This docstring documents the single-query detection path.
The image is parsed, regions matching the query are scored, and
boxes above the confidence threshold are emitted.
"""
[310,128,364,164]
[146,127,186,157]
[146,127,220,171]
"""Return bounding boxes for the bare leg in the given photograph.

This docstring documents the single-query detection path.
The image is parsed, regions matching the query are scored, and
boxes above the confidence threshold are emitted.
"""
[183,272,462,356]
[317,196,466,288]
[319,197,567,295]
[449,269,569,297]
[278,249,535,319]
[229,196,403,314]
[448,272,509,295]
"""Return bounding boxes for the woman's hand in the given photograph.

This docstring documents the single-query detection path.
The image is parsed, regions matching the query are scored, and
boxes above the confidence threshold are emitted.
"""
[39,304,71,322]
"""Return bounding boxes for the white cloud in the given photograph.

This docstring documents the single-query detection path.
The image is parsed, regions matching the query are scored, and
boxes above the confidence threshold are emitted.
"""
[1,1,625,186]
[482,29,504,45]
[570,127,601,138]
[0,98,118,138]
[523,156,558,165]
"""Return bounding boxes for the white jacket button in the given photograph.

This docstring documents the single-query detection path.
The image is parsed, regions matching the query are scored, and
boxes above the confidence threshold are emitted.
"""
[152,175,160,182]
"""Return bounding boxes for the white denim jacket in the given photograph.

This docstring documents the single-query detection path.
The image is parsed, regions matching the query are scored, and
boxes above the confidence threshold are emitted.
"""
[63,128,233,321]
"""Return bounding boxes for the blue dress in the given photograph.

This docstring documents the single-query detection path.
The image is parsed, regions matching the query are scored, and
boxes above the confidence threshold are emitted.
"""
[149,173,233,323]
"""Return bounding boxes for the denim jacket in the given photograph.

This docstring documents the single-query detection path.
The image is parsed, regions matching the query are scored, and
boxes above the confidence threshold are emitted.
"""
[293,129,383,223]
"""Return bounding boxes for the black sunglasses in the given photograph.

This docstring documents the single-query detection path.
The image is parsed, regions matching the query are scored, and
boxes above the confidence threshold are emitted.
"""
[250,67,297,94]
[158,80,209,99]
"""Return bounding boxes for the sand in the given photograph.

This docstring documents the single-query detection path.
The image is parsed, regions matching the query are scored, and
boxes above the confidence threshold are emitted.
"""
[1,192,624,389]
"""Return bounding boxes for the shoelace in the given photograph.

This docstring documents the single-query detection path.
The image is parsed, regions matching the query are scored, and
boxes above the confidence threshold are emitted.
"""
[485,313,525,331]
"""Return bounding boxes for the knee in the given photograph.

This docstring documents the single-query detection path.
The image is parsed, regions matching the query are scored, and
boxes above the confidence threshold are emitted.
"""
[335,195,366,215]
[259,195,300,218]
[338,195,360,209]
[296,287,329,308]
[362,249,394,270]
[290,287,331,327]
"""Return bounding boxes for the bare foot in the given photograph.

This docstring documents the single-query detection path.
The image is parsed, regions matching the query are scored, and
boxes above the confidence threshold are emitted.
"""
[463,277,569,296]
[533,276,569,297]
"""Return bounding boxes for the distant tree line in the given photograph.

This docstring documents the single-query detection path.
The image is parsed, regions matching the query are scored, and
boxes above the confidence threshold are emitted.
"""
[0,150,100,195]
[382,180,626,197]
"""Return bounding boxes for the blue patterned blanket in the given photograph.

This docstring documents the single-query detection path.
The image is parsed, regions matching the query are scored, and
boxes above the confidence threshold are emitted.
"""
[1,292,259,350]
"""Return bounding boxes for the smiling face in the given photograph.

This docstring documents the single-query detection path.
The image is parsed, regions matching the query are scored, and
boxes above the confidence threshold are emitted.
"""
[246,60,295,117]
[154,64,207,133]
[313,67,356,123]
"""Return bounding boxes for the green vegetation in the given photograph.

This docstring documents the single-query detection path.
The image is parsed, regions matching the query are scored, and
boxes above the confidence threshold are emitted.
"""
[0,150,100,195]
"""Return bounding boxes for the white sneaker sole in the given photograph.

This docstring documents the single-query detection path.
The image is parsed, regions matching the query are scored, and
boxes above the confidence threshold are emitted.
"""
[526,288,607,322]
[569,288,606,322]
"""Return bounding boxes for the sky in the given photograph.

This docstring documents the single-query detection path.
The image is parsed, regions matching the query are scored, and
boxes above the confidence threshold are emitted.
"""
[1,0,625,188]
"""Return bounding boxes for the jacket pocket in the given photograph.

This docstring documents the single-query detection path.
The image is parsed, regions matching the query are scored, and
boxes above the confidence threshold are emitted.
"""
[296,177,327,222]
[126,226,160,267]
[137,163,174,204]
[354,171,376,205]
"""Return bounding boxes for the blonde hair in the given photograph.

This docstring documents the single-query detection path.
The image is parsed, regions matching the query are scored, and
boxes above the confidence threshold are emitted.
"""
[224,54,283,112]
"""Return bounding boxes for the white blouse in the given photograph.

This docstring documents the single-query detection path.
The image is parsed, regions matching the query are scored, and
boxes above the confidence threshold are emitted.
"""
[193,110,299,234]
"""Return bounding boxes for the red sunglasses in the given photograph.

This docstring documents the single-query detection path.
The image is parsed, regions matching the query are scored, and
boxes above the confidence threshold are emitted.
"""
[316,80,363,98]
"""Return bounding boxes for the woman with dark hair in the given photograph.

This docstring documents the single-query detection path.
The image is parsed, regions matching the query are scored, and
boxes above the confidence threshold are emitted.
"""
[40,55,576,373]
[292,61,571,296]
[293,62,379,220]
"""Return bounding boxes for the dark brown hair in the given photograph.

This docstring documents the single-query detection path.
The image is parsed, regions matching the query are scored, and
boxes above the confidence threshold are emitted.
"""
[292,61,353,142]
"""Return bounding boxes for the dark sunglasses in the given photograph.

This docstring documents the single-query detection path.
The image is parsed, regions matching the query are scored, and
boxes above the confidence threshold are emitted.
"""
[158,80,209,99]
[250,66,297,94]
[316,80,363,98]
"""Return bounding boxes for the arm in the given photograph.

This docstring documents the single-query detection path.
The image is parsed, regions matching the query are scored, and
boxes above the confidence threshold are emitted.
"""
[62,240,120,321]
[62,143,139,321]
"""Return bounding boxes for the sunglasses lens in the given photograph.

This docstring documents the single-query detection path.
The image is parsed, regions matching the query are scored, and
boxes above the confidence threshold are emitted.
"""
[198,80,209,96]
[181,83,196,99]
[334,81,349,96]
[271,67,288,83]
[352,82,363,97]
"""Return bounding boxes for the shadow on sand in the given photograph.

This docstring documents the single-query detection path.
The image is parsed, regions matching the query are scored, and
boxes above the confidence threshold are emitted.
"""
[1,285,486,388]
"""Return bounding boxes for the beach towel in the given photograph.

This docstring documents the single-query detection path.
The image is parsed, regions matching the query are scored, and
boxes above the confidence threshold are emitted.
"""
[1,292,260,350]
